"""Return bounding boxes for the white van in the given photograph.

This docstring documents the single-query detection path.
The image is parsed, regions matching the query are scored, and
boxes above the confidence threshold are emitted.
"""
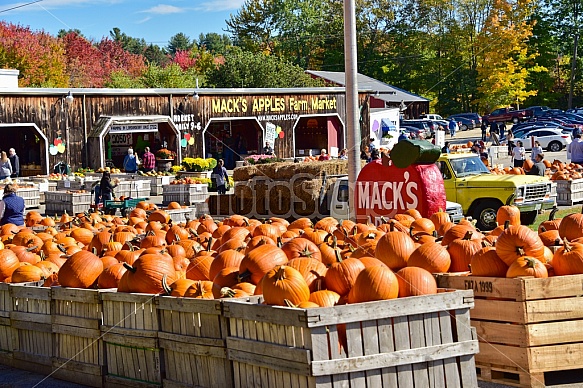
[419,113,444,121]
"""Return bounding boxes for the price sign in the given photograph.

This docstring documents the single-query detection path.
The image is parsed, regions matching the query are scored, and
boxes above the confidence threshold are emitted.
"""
[110,133,133,146]
[265,122,276,145]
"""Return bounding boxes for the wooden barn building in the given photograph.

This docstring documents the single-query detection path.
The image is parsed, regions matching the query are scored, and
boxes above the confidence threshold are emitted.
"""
[0,69,428,174]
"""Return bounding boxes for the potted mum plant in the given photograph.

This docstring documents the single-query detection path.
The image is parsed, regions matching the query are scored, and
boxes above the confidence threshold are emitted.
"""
[180,157,217,178]
[155,148,177,172]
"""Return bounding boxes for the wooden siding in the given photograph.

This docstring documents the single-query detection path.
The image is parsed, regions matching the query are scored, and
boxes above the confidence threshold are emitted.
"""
[0,92,369,170]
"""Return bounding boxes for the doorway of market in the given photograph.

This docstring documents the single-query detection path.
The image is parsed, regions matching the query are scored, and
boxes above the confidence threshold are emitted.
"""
[0,125,46,176]
[204,119,262,169]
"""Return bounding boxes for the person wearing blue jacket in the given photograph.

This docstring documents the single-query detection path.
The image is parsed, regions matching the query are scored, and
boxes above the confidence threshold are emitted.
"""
[0,184,25,226]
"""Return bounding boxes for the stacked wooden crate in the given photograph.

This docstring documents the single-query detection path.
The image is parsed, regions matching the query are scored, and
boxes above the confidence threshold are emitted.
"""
[51,287,109,387]
[555,178,583,205]
[44,191,93,215]
[223,289,478,388]
[436,273,583,388]
[100,292,162,387]
[157,297,233,388]
[0,283,13,366]
[10,284,53,375]
[163,184,208,206]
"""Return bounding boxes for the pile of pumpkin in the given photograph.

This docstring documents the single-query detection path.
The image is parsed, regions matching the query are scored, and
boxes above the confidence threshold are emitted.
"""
[0,201,582,309]
[548,160,583,181]
[170,178,207,185]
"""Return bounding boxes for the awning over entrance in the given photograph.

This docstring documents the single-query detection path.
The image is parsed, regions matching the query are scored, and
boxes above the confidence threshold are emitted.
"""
[87,115,181,169]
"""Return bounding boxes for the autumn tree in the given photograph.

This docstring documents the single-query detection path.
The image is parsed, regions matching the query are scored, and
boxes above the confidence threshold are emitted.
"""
[167,33,193,56]
[475,0,544,111]
[0,22,68,87]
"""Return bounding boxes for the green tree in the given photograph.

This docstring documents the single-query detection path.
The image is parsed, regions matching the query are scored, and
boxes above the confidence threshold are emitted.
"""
[105,70,146,88]
[205,46,324,87]
[140,63,199,88]
[109,27,149,56]
[198,33,233,54]
[225,0,281,54]
[143,44,170,67]
[167,33,193,56]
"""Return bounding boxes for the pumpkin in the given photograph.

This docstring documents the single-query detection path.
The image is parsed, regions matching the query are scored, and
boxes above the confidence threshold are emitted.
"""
[11,263,45,283]
[496,196,521,227]
[347,266,399,303]
[552,239,583,276]
[286,257,327,292]
[212,267,241,298]
[538,207,561,233]
[407,242,451,273]
[239,245,288,285]
[470,243,508,277]
[395,267,437,297]
[558,211,583,241]
[506,256,548,278]
[309,290,341,307]
[148,210,171,224]
[281,238,322,262]
[495,225,545,266]
[325,256,365,296]
[167,201,182,210]
[58,250,104,289]
[185,254,214,281]
[374,231,416,270]
[261,265,310,306]
[120,253,177,294]
[97,263,127,289]
[184,280,214,299]
[209,249,245,281]
[0,249,24,282]
[162,278,195,297]
[244,236,277,254]
[447,231,481,272]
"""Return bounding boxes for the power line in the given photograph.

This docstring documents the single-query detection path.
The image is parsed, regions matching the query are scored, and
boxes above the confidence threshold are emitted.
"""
[0,0,43,14]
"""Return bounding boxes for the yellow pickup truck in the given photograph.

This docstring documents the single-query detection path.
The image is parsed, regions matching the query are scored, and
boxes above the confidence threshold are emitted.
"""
[437,152,555,230]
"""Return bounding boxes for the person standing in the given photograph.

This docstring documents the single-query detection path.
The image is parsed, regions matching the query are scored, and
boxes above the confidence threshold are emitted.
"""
[527,153,546,176]
[8,149,19,178]
[568,132,583,163]
[318,149,330,161]
[123,148,139,173]
[511,141,526,168]
[499,122,506,140]
[99,172,117,203]
[338,149,348,160]
[212,159,229,195]
[489,121,499,145]
[448,118,457,138]
[441,142,451,154]
[480,121,488,142]
[0,183,25,226]
[142,147,155,172]
[0,152,12,180]
[368,138,376,152]
[531,141,543,162]
[506,129,515,156]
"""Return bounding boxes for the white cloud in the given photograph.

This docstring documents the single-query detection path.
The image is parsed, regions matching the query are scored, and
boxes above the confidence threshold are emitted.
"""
[135,16,152,24]
[141,4,184,15]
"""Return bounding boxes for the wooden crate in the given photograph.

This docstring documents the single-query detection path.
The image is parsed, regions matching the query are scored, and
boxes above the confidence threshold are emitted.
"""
[51,287,109,388]
[157,297,231,388]
[0,283,14,366]
[436,273,583,388]
[166,207,196,224]
[10,284,53,375]
[223,289,478,388]
[101,292,162,387]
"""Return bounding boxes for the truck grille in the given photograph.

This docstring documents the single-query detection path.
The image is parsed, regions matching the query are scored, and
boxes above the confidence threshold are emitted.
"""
[525,184,548,201]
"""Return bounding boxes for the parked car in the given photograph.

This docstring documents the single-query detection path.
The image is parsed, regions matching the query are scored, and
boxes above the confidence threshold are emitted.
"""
[451,113,482,127]
[527,106,550,117]
[419,113,444,121]
[447,114,475,131]
[502,127,571,152]
[400,120,432,139]
[483,107,534,124]
[400,126,426,140]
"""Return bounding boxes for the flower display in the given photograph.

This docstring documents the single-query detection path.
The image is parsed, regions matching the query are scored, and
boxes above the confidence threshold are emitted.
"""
[155,148,176,159]
[245,155,283,165]
[181,157,217,172]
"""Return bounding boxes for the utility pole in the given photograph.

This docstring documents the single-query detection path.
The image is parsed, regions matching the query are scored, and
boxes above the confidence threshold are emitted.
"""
[344,0,360,221]
[569,33,579,110]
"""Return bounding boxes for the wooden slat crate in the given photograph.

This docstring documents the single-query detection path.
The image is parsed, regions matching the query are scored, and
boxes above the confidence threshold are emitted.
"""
[223,289,478,388]
[100,292,162,387]
[157,297,230,388]
[10,284,53,375]
[51,287,110,388]
[0,283,14,366]
[436,273,583,388]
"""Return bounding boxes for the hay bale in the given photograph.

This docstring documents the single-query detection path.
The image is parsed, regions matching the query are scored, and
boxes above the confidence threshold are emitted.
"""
[233,165,260,181]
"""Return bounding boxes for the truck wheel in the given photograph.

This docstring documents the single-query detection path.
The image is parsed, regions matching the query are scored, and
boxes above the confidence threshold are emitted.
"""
[512,117,519,124]
[548,141,562,152]
[520,211,538,225]
[473,200,500,231]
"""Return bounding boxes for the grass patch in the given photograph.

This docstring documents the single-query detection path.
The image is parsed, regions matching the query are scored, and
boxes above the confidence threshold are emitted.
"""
[530,206,582,231]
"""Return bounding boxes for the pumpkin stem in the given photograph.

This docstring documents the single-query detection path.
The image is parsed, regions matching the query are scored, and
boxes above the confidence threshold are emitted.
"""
[517,247,526,256]
[481,240,492,248]
[540,226,547,232]
[283,299,297,308]
[220,287,236,298]
[334,249,343,263]
[563,237,572,252]
[462,231,473,240]
[549,206,558,221]
[237,270,251,283]
[206,237,213,252]
[122,263,136,273]
[161,275,172,295]
[504,220,510,230]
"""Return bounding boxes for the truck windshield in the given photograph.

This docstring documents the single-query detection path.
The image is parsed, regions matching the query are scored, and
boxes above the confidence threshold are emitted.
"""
[450,156,490,177]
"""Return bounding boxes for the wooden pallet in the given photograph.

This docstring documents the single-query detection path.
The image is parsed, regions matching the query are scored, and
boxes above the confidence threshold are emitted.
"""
[100,292,162,387]
[436,273,583,387]
[222,289,478,388]
[51,287,110,388]
[9,284,53,375]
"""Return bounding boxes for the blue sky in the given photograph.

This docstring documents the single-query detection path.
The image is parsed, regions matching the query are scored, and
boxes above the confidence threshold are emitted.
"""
[0,0,242,47]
